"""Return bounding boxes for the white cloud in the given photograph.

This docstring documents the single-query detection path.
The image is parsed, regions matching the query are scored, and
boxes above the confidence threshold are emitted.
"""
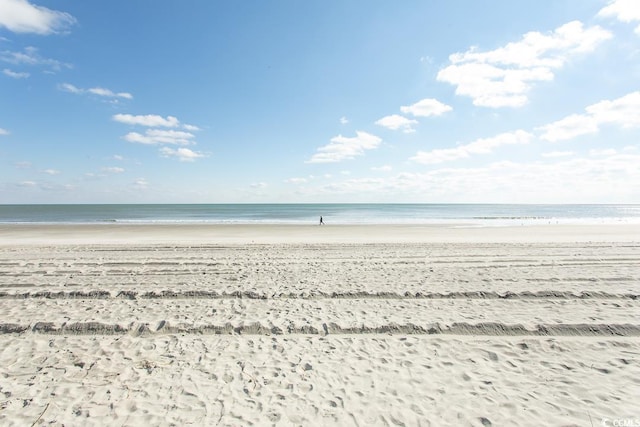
[542,151,574,158]
[42,169,60,175]
[539,91,640,141]
[159,147,207,162]
[87,87,133,100]
[112,154,124,161]
[599,0,640,35]
[589,148,618,157]
[0,127,8,135]
[124,129,196,145]
[102,167,125,173]
[113,114,180,128]
[132,178,148,189]
[400,98,452,117]
[58,82,81,94]
[183,124,201,131]
[308,152,640,203]
[375,114,418,133]
[60,83,132,100]
[585,91,640,128]
[18,180,36,187]
[411,148,467,165]
[285,177,308,184]
[322,178,385,194]
[372,165,393,172]
[3,68,28,78]
[340,116,349,125]
[0,46,71,71]
[411,130,533,164]
[537,114,599,142]
[0,0,76,35]
[307,131,382,163]
[115,114,204,160]
[250,182,268,189]
[437,21,612,107]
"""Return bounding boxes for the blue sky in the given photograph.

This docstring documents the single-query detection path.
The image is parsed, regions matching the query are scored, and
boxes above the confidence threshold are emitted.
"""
[1,0,639,203]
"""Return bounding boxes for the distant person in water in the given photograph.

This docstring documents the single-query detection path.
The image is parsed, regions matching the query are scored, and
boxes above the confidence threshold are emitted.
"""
[319,216,324,225]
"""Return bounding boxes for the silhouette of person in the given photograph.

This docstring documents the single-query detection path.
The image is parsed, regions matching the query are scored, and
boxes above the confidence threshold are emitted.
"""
[319,216,324,225]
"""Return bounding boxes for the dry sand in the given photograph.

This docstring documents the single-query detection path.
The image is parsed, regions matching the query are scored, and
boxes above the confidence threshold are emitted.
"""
[0,224,639,426]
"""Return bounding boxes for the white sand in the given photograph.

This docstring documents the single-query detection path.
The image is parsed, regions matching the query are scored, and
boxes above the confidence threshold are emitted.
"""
[1,222,638,244]
[0,224,639,425]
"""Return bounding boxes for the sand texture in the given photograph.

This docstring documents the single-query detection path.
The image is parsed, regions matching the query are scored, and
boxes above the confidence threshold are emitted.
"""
[0,225,639,425]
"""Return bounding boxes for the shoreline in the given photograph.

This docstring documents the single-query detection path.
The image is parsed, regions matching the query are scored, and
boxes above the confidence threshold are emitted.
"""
[0,222,638,245]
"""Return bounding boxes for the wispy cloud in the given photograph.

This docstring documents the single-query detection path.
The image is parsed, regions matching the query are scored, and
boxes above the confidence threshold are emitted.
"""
[132,178,148,190]
[542,151,574,158]
[307,131,382,163]
[58,82,81,94]
[0,127,8,135]
[182,124,200,131]
[285,177,308,184]
[159,147,207,162]
[60,83,132,100]
[537,114,598,142]
[0,0,76,35]
[400,98,452,117]
[375,99,451,134]
[411,130,533,164]
[339,116,349,125]
[599,0,640,35]
[124,129,196,145]
[114,113,206,161]
[113,113,180,128]
[437,21,612,107]
[13,179,75,193]
[375,114,418,133]
[538,91,640,142]
[589,148,618,157]
[42,169,60,175]
[3,67,28,78]
[309,151,640,203]
[0,46,71,71]
[102,166,125,174]
[88,87,132,99]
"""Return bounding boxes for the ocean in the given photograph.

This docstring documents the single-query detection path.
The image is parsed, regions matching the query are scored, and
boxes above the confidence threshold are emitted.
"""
[0,204,639,226]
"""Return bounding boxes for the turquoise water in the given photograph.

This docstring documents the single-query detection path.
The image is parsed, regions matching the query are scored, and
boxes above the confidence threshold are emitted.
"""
[0,204,639,225]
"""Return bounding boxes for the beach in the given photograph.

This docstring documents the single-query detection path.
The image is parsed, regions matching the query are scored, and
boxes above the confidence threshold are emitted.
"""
[0,224,639,425]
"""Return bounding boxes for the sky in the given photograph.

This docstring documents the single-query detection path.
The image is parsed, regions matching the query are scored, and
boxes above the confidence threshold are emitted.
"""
[0,0,639,204]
